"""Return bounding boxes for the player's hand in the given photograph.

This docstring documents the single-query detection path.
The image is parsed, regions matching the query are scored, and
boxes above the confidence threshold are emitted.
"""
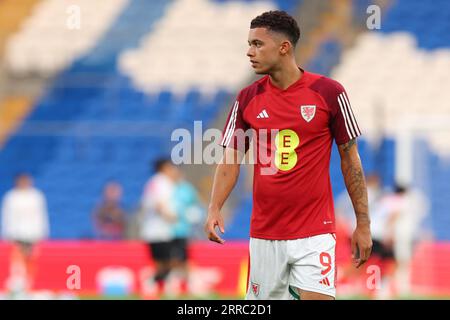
[204,208,225,244]
[351,223,372,268]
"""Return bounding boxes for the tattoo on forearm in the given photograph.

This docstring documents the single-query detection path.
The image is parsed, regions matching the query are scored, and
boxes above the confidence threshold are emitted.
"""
[342,156,369,224]
[342,139,356,153]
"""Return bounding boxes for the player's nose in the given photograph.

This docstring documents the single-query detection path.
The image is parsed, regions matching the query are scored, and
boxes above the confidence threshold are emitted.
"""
[247,47,255,57]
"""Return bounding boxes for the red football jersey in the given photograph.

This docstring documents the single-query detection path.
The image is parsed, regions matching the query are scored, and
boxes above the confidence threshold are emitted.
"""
[220,69,361,240]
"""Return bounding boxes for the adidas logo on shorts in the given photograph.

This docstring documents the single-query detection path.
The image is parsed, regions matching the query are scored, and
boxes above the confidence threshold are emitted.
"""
[319,277,331,287]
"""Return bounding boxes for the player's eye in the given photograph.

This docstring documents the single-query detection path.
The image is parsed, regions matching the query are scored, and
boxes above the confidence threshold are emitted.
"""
[248,41,262,47]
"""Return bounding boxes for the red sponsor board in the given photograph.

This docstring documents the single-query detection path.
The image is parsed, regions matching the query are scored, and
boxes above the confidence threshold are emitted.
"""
[410,242,450,296]
[1,240,449,297]
[31,241,152,294]
[0,242,13,289]
[187,241,249,296]
[0,240,249,297]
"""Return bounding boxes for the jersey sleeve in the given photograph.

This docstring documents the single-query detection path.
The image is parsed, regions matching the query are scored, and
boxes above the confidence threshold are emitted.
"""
[219,91,251,152]
[328,82,362,145]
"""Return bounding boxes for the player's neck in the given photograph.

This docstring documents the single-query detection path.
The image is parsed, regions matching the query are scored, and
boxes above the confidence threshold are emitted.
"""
[269,60,302,90]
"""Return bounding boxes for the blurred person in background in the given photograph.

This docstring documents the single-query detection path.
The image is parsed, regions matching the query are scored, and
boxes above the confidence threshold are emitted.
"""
[169,177,205,296]
[92,181,127,240]
[391,184,429,297]
[367,184,401,299]
[337,175,408,299]
[1,173,49,294]
[138,158,179,298]
[367,183,428,299]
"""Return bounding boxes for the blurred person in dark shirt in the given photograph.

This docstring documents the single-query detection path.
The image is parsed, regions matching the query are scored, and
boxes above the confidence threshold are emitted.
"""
[93,181,127,240]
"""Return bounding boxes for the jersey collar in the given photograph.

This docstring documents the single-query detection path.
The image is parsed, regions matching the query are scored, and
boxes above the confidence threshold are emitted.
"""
[267,67,307,94]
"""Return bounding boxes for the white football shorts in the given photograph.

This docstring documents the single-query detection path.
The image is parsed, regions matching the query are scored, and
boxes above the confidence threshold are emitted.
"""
[245,233,336,300]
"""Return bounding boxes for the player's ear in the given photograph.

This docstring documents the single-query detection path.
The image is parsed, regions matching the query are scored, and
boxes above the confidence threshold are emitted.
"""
[279,40,291,55]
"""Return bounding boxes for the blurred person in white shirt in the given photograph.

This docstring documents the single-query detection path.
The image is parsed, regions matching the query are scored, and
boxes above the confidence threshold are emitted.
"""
[1,173,50,293]
[390,185,429,297]
[138,158,180,298]
[370,184,428,298]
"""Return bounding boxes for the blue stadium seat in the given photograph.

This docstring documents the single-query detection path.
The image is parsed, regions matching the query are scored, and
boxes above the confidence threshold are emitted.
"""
[380,0,450,49]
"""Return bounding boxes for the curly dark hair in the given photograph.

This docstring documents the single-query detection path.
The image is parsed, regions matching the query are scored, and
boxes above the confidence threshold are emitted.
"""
[250,10,300,47]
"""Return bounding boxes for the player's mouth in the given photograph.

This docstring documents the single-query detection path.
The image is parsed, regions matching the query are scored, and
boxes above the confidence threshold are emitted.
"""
[250,60,259,67]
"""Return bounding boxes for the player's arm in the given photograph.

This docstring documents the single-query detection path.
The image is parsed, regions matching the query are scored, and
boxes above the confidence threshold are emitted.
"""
[338,138,372,268]
[204,147,244,244]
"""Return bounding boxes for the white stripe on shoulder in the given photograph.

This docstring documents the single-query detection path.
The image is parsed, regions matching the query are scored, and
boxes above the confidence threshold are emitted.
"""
[337,93,353,139]
[341,93,357,138]
[221,100,238,146]
[340,92,358,137]
[342,92,361,136]
[224,101,239,147]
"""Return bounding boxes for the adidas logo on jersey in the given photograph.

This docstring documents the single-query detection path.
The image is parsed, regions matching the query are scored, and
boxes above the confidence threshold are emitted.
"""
[256,109,269,119]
